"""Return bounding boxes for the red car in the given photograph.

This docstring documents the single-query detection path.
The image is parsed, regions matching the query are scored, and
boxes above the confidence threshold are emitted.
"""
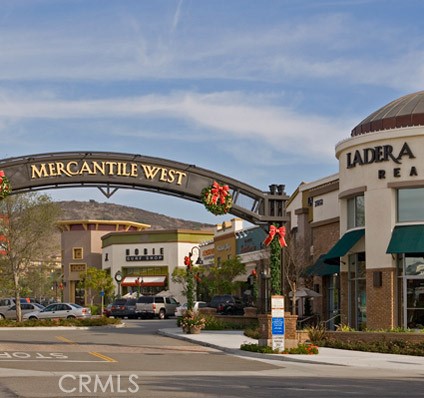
[103,303,113,317]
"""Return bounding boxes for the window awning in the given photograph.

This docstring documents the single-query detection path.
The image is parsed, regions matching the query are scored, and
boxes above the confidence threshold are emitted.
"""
[386,225,424,254]
[306,255,340,276]
[121,276,166,287]
[324,228,365,265]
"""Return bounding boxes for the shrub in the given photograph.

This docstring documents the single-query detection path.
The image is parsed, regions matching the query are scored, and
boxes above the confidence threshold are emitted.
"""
[305,324,327,343]
[283,343,319,355]
[321,337,424,356]
[203,314,250,330]
[336,323,356,332]
[240,342,319,355]
[89,305,100,315]
[240,343,276,353]
[244,325,261,340]
[0,317,121,328]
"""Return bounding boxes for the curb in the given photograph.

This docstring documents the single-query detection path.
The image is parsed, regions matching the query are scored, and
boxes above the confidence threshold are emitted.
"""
[157,329,342,366]
[0,323,126,331]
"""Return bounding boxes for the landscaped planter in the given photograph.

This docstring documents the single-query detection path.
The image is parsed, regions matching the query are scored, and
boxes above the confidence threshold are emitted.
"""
[326,331,424,344]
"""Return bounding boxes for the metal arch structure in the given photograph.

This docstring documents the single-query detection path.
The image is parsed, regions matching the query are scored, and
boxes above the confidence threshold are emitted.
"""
[0,151,289,226]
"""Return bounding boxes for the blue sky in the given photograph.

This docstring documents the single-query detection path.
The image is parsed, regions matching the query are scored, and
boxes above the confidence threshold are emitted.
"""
[1,0,423,225]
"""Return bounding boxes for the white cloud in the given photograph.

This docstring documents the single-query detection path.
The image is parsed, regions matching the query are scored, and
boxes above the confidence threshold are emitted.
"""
[0,7,421,91]
[0,90,351,161]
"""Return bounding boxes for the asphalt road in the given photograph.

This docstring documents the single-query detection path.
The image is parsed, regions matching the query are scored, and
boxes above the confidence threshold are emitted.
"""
[0,319,423,397]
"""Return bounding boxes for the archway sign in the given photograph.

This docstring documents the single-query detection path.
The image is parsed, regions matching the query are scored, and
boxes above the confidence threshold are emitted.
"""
[0,151,289,226]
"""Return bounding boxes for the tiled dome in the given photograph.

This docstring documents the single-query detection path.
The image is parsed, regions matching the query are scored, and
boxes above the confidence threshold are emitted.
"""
[351,91,424,137]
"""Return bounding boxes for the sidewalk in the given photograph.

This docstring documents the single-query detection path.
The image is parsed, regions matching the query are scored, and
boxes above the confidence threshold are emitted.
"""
[159,328,424,371]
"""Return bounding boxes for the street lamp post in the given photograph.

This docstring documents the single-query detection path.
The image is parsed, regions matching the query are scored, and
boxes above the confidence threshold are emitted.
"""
[185,246,203,311]
[114,270,122,298]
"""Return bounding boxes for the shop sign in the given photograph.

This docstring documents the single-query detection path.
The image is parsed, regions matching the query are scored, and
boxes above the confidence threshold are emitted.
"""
[126,255,164,261]
[346,142,419,180]
[30,160,187,186]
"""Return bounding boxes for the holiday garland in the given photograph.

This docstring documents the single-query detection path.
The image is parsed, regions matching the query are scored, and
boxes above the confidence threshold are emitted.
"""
[201,181,232,215]
[264,224,287,296]
[0,171,11,199]
[184,255,195,311]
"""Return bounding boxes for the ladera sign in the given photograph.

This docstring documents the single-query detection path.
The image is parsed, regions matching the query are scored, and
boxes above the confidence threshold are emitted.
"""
[346,142,415,169]
[30,160,187,185]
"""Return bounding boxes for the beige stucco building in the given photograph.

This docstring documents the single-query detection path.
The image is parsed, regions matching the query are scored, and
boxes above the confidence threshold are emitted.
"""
[101,229,214,304]
[58,220,149,304]
[329,91,424,329]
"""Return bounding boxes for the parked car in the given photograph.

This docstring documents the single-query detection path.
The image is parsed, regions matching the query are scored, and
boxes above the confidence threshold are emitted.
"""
[0,297,37,316]
[0,302,45,320]
[23,303,91,320]
[109,298,137,319]
[103,303,113,317]
[208,295,245,315]
[175,301,208,317]
[136,296,179,319]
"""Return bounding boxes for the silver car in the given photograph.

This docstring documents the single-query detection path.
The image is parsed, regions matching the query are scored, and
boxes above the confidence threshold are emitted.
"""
[23,302,91,320]
[0,303,45,320]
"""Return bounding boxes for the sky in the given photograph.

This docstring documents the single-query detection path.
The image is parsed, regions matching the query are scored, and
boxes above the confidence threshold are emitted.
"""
[1,0,423,225]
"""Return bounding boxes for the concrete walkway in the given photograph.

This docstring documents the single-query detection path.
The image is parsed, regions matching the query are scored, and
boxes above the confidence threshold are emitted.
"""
[159,327,424,371]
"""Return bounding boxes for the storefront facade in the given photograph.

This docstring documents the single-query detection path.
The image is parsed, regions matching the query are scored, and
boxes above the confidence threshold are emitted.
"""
[59,219,149,305]
[331,91,424,329]
[101,229,214,303]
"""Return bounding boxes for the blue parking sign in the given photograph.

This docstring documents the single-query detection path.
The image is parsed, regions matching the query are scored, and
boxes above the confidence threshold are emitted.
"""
[272,317,285,335]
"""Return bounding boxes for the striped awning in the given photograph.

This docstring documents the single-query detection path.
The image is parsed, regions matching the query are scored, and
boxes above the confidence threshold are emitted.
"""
[120,276,166,287]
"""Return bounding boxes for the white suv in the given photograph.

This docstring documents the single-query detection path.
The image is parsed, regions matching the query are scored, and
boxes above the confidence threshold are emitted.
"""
[135,296,179,319]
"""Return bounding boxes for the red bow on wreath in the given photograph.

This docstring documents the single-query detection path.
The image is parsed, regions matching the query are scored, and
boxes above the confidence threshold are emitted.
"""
[264,225,287,247]
[0,171,4,185]
[184,256,192,268]
[211,181,230,205]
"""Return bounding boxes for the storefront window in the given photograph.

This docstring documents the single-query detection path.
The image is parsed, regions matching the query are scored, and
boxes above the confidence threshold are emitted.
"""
[348,253,366,330]
[75,287,85,306]
[398,255,424,328]
[398,188,424,222]
[347,195,365,229]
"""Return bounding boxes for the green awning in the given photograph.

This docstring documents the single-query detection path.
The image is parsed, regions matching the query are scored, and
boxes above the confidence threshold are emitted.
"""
[386,225,424,254]
[324,228,365,264]
[306,255,339,276]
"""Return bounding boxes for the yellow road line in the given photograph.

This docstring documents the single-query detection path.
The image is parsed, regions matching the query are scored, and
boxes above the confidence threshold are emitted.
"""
[56,335,117,363]
[55,336,77,344]
[88,351,117,363]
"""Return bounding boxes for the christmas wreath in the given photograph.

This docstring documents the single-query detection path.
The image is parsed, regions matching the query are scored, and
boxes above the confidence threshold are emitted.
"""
[0,171,11,199]
[201,181,232,215]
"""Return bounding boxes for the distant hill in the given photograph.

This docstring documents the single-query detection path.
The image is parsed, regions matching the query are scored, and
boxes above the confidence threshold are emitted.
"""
[56,200,214,231]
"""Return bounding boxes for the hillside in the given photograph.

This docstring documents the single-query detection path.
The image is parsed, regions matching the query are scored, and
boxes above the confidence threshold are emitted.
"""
[57,200,214,231]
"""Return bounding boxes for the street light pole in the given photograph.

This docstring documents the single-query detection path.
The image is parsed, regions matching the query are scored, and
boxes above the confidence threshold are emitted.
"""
[114,270,122,298]
[185,246,203,311]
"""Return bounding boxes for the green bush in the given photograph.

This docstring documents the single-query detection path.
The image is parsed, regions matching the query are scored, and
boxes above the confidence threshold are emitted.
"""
[89,305,100,315]
[305,324,327,343]
[0,317,121,328]
[240,342,319,355]
[203,314,251,330]
[240,343,276,353]
[244,325,261,339]
[322,337,424,356]
[283,343,319,355]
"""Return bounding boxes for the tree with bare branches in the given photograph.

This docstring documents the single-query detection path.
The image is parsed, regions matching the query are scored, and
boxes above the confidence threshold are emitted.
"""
[283,231,310,315]
[0,193,60,321]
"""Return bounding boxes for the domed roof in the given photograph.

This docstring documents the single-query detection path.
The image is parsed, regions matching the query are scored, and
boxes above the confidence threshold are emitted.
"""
[351,91,424,137]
